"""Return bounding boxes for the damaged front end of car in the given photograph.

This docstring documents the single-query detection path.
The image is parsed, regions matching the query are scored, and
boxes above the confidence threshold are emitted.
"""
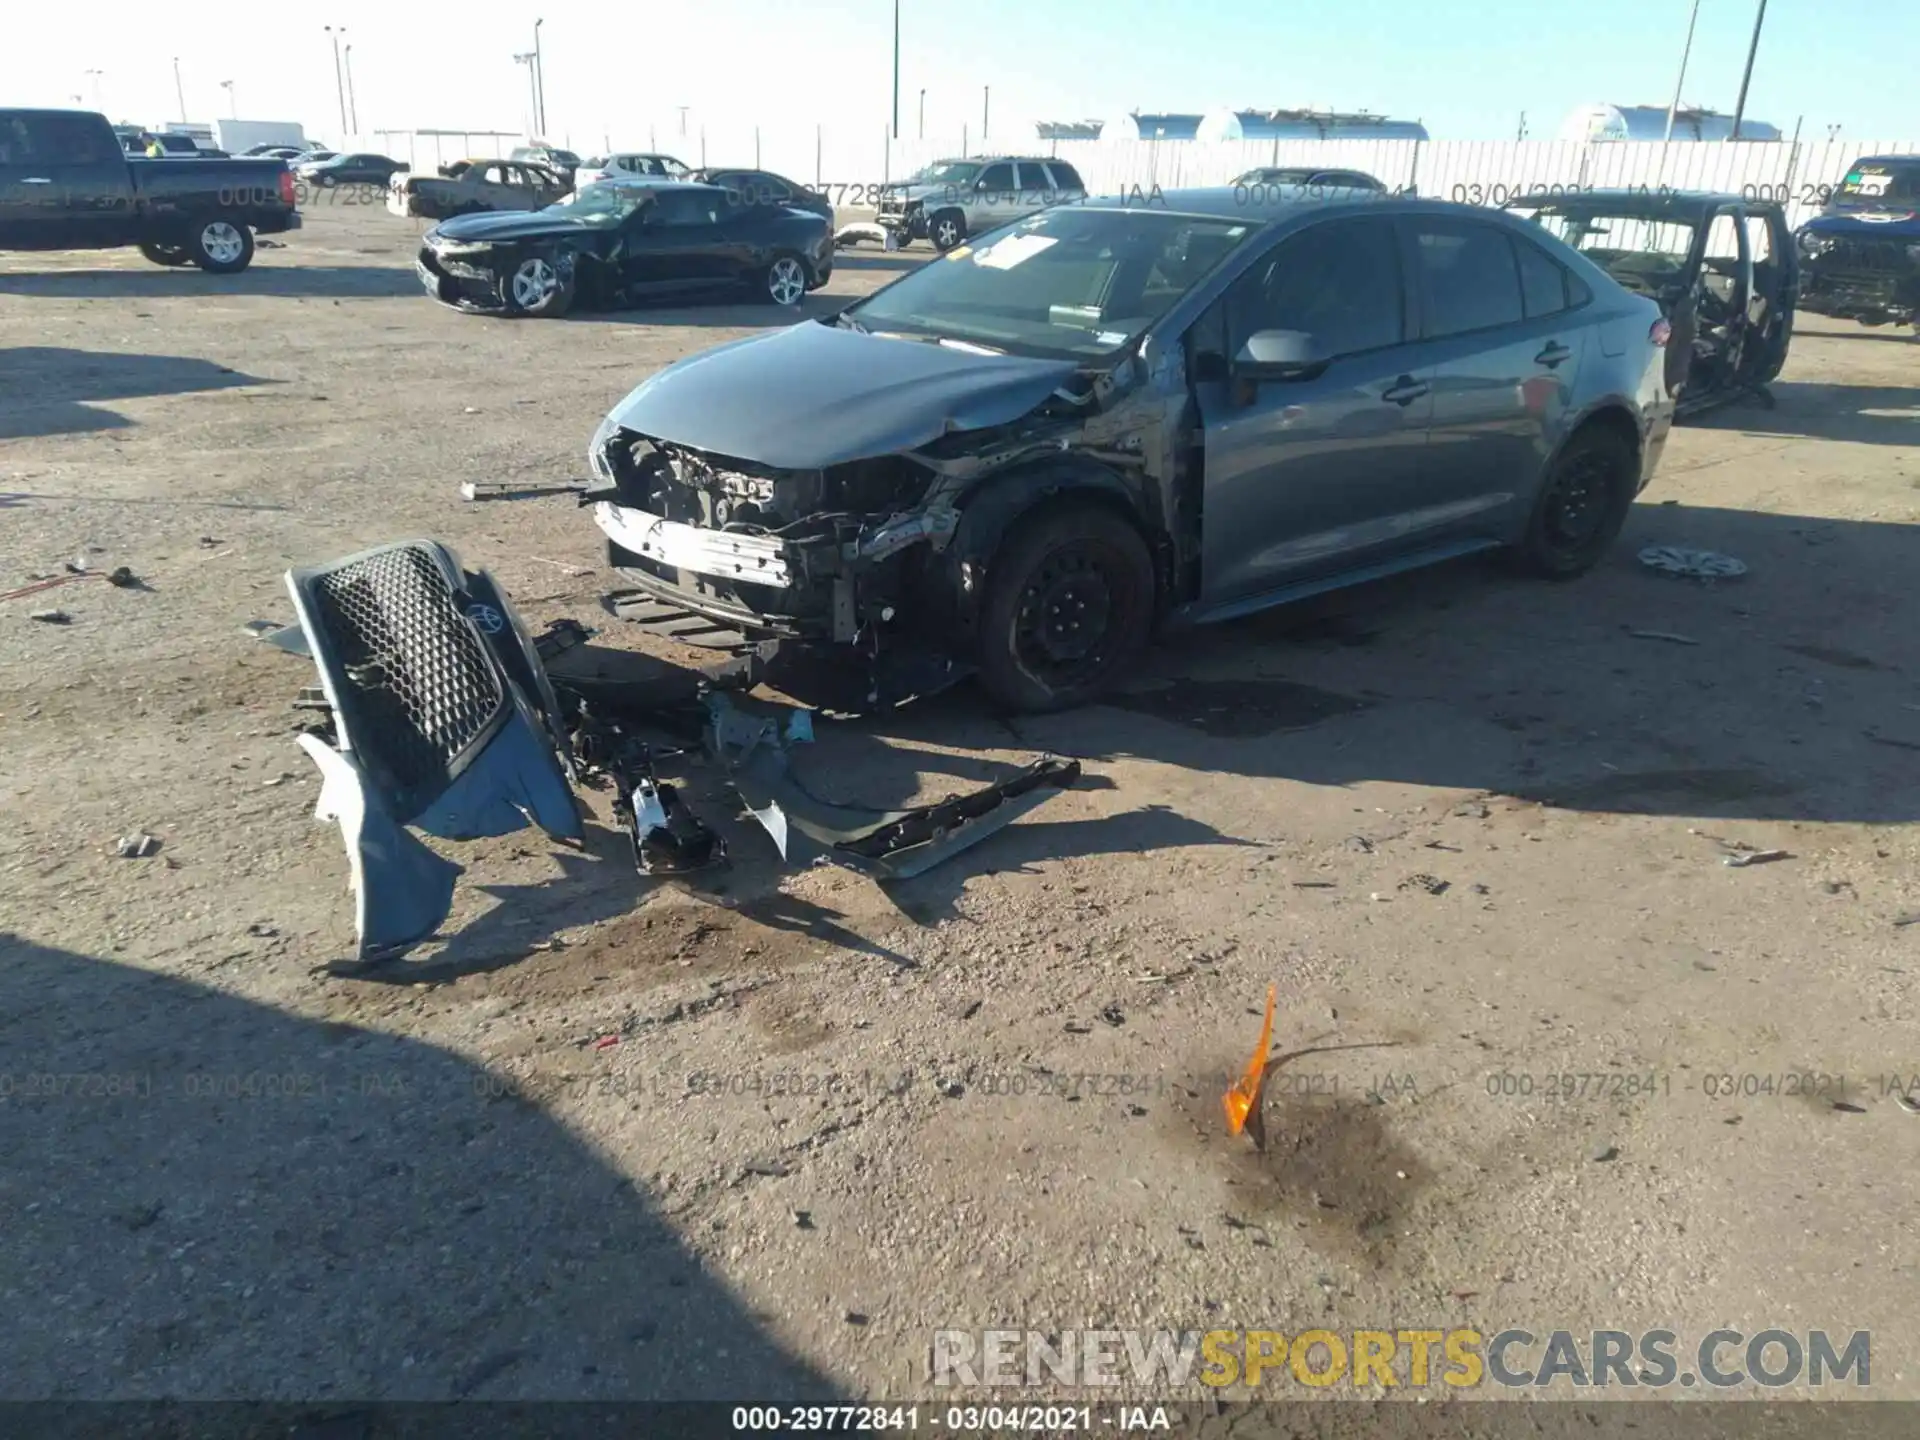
[583,353,1179,707]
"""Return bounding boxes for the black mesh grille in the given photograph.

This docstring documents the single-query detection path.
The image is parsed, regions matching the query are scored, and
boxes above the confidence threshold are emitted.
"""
[1822,240,1906,274]
[309,544,503,807]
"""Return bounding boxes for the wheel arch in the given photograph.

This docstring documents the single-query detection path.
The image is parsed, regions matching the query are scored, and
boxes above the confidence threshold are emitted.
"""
[929,457,1166,644]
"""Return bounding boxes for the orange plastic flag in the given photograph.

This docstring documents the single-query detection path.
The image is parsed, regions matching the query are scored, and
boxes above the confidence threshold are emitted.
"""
[1222,984,1277,1136]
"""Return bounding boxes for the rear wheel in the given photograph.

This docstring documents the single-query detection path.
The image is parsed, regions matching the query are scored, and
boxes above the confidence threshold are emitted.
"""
[189,219,254,274]
[138,242,193,267]
[759,253,809,306]
[1510,425,1637,578]
[504,252,575,318]
[929,208,967,252]
[975,504,1156,713]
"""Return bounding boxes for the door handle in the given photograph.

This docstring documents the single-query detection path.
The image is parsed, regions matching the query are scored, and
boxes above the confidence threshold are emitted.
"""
[1381,376,1429,406]
[1535,341,1572,368]
[22,177,54,184]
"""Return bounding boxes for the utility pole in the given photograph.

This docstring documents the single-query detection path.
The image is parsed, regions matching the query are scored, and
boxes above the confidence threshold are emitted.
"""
[1663,0,1702,142]
[919,88,926,140]
[533,19,547,135]
[325,27,347,136]
[172,57,186,122]
[514,53,538,137]
[891,0,900,140]
[220,80,235,118]
[84,69,104,109]
[1729,0,1769,140]
[1516,111,1526,141]
[343,46,358,133]
[982,85,989,140]
[676,106,689,136]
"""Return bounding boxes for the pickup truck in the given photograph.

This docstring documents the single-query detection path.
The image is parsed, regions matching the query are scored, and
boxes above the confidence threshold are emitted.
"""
[0,108,300,272]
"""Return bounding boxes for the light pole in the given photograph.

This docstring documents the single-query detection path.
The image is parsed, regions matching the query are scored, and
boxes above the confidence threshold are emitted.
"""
[343,46,358,133]
[982,85,989,140]
[918,88,925,140]
[1662,0,1702,143]
[220,80,235,118]
[1729,0,1769,141]
[676,106,690,136]
[891,0,900,140]
[513,53,538,137]
[84,68,104,109]
[533,18,546,136]
[324,27,347,136]
[172,57,186,122]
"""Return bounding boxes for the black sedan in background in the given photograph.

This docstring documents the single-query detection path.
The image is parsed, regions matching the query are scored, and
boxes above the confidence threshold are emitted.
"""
[690,168,835,223]
[295,152,406,187]
[415,180,836,318]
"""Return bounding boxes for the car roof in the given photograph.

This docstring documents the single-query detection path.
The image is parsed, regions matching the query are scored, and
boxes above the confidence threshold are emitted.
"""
[1076,185,1407,220]
[1847,155,1920,166]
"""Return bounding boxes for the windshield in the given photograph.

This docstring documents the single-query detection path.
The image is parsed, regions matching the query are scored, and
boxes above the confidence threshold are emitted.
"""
[922,161,981,185]
[552,150,581,166]
[844,205,1258,359]
[1509,205,1695,296]
[545,183,649,222]
[1830,161,1920,207]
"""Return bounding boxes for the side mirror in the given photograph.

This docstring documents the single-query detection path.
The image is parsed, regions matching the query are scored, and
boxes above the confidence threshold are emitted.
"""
[1233,329,1327,380]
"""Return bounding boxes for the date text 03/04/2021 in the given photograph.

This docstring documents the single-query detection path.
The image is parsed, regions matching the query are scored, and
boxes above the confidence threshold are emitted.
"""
[729,1405,1173,1432]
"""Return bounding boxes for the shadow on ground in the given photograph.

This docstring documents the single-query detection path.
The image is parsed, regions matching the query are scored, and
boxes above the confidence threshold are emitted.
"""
[0,266,419,301]
[0,933,842,1403]
[1688,380,1920,446]
[841,501,1920,827]
[0,347,275,438]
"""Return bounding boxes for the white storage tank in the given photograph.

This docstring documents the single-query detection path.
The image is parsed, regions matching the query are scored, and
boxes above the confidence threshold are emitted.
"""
[1198,108,1428,142]
[1562,104,1780,141]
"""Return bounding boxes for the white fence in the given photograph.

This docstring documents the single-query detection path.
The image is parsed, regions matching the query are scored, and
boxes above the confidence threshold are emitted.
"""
[336,125,1918,230]
[1036,137,1920,231]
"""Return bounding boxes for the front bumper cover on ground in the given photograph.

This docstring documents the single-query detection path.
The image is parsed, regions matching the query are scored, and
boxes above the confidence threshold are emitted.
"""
[286,541,1078,962]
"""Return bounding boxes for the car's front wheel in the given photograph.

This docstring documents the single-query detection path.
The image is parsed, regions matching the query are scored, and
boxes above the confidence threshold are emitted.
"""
[503,252,575,318]
[759,253,809,306]
[1511,425,1637,578]
[974,503,1156,713]
[138,242,194,267]
[929,208,967,252]
[189,219,255,274]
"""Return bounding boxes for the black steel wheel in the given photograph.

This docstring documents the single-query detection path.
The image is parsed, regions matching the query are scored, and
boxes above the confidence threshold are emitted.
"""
[1511,425,1636,578]
[975,504,1155,712]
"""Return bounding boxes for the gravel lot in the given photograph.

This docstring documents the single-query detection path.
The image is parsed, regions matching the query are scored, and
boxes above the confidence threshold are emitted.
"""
[2,197,1918,1419]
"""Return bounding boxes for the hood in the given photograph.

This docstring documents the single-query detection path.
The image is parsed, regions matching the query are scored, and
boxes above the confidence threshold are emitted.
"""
[1802,209,1920,239]
[606,319,1081,470]
[430,209,593,244]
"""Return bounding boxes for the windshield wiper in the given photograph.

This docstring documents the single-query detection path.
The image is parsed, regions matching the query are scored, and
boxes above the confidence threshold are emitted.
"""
[835,312,868,334]
[937,337,1004,356]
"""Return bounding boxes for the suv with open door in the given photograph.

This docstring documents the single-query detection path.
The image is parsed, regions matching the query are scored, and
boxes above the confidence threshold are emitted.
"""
[1506,190,1796,417]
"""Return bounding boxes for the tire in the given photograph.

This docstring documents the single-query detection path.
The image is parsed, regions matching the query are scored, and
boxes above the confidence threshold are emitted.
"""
[188,219,255,274]
[319,173,337,188]
[759,252,809,306]
[1510,424,1637,579]
[974,503,1156,713]
[502,251,575,318]
[138,242,193,267]
[929,208,967,253]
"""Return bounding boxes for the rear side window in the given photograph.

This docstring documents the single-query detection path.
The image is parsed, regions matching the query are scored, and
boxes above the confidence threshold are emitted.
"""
[1049,160,1085,190]
[1514,237,1574,318]
[1017,163,1055,190]
[1414,219,1525,337]
[976,162,1015,191]
[1232,215,1404,358]
[5,114,123,164]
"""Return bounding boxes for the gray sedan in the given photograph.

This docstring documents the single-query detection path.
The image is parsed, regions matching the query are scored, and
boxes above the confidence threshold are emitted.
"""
[586,187,1676,711]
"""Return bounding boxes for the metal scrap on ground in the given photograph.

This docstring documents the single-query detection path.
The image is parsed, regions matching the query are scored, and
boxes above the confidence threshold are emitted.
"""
[275,540,1084,962]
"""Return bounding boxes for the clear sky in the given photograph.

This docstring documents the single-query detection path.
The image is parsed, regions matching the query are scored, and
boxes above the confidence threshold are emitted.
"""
[5,0,1907,151]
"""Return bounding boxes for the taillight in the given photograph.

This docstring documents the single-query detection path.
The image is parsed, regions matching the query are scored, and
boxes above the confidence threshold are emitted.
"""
[1649,318,1672,347]
[278,169,296,206]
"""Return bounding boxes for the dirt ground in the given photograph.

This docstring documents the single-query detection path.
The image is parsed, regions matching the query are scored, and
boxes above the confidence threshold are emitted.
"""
[3,198,1918,1420]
